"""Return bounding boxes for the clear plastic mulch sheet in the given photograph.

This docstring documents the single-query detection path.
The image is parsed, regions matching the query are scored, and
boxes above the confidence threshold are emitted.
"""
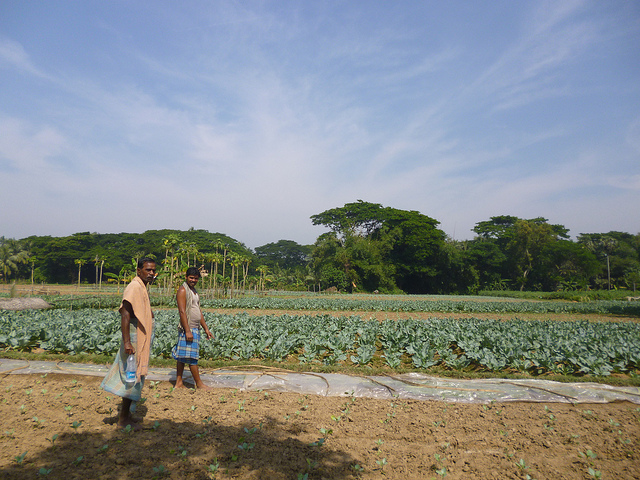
[1,359,638,405]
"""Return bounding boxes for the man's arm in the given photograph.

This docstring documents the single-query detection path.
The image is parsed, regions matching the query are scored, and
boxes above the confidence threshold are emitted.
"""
[120,300,135,355]
[176,286,193,341]
[200,311,213,340]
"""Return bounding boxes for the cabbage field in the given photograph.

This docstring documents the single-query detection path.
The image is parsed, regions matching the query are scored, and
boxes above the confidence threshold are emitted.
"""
[2,307,639,377]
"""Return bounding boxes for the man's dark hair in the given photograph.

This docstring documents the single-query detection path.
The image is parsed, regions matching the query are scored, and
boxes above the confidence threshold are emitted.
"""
[185,266,200,277]
[138,257,156,269]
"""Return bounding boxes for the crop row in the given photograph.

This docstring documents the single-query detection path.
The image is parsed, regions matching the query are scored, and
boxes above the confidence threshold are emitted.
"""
[42,294,640,316]
[2,309,639,376]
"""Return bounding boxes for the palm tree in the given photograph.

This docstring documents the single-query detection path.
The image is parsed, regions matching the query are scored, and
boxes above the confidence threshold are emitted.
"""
[241,255,251,292]
[0,237,29,283]
[256,265,269,292]
[162,234,181,293]
[228,252,243,298]
[94,256,105,290]
[221,245,228,297]
[75,259,87,289]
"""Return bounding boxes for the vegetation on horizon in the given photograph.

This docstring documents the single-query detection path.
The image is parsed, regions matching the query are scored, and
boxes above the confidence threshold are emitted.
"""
[1,201,639,295]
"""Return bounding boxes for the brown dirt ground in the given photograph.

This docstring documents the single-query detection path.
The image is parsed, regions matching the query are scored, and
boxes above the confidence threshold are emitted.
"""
[1,373,639,480]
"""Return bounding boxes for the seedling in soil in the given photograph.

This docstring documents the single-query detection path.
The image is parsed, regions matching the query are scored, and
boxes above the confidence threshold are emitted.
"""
[152,465,169,477]
[351,464,364,473]
[588,468,602,479]
[47,434,59,447]
[14,451,27,464]
[376,457,388,471]
[152,421,161,431]
[309,438,325,447]
[71,420,82,431]
[72,456,84,466]
[25,388,33,396]
[436,467,447,477]
[579,449,597,460]
[319,427,333,437]
[97,444,109,453]
[515,458,528,470]
[38,467,52,476]
[32,417,46,428]
[306,458,318,470]
[237,400,245,412]
[4,429,15,438]
[171,446,188,459]
[208,458,220,475]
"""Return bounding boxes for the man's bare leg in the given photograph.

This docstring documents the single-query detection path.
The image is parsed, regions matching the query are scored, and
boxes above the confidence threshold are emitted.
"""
[175,361,188,388]
[118,398,141,429]
[188,364,211,390]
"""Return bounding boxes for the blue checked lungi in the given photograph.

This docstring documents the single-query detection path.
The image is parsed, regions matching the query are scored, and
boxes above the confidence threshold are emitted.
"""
[101,320,153,402]
[171,328,200,365]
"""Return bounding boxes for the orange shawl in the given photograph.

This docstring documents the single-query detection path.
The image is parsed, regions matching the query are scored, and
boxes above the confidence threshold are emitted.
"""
[121,275,153,379]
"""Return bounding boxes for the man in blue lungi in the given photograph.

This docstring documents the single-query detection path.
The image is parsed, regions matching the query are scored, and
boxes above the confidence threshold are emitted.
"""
[172,267,213,390]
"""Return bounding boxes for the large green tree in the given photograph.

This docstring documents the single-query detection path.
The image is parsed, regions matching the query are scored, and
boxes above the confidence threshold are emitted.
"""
[254,240,312,270]
[469,216,596,291]
[311,201,446,293]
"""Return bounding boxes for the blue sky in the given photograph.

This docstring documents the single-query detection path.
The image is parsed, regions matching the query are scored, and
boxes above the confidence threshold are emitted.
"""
[1,0,639,248]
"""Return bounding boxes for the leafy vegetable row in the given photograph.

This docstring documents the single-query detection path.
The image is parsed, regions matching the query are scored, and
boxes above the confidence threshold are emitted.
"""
[2,309,639,376]
[42,294,640,316]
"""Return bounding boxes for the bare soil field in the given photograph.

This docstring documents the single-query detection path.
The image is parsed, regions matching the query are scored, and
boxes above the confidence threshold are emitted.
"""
[1,373,639,480]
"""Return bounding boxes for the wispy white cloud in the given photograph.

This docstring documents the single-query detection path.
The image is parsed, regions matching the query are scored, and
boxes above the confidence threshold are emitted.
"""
[0,37,49,78]
[0,1,638,246]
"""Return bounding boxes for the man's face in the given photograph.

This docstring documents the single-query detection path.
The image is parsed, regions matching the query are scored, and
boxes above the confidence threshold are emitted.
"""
[186,274,200,288]
[137,262,157,285]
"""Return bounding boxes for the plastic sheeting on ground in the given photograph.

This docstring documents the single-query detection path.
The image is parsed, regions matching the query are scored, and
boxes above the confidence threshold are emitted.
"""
[1,358,638,405]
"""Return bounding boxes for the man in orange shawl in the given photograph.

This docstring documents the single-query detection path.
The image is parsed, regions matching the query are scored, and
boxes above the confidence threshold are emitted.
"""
[101,258,156,429]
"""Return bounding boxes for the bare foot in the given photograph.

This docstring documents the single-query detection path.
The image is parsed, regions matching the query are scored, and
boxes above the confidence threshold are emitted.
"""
[196,384,212,391]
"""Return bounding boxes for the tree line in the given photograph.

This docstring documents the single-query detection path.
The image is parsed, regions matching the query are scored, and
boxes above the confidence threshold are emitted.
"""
[1,201,639,294]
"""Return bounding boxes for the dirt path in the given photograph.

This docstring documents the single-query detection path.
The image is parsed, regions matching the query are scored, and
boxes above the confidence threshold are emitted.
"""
[1,373,638,479]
